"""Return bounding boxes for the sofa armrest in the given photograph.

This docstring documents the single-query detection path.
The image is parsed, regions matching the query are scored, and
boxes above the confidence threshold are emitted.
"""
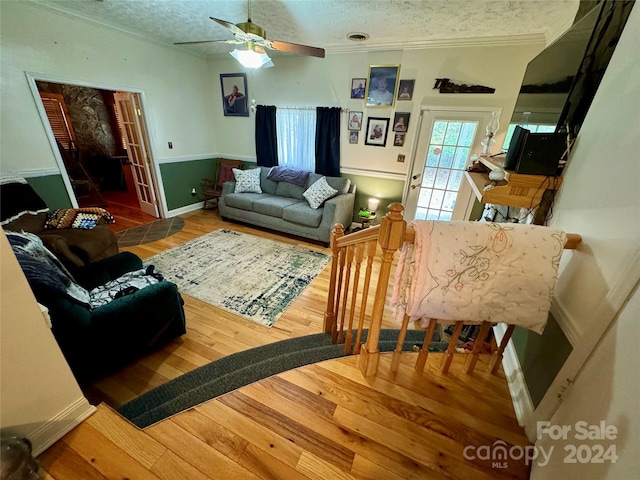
[321,192,356,231]
[221,181,236,195]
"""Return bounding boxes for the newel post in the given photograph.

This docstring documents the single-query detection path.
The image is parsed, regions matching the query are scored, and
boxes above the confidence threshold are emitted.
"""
[358,203,406,377]
[324,223,344,337]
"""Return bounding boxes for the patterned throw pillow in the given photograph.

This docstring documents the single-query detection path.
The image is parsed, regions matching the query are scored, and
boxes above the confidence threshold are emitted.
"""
[233,168,262,194]
[44,208,115,230]
[303,176,338,209]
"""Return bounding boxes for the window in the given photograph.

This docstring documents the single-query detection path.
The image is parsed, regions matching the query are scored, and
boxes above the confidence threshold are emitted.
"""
[276,108,316,172]
[39,92,76,150]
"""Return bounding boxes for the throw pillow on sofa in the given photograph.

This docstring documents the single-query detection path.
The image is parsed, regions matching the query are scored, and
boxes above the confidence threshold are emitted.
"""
[303,176,338,209]
[232,168,262,194]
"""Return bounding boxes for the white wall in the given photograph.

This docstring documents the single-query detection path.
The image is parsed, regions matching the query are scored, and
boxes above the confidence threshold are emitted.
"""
[0,230,95,456]
[209,43,543,176]
[0,1,218,177]
[532,4,640,478]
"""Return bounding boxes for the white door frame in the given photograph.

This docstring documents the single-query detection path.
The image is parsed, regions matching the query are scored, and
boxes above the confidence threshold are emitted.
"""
[25,72,167,218]
[403,105,502,221]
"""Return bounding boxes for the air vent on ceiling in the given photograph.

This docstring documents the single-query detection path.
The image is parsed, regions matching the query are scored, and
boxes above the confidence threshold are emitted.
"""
[347,32,370,42]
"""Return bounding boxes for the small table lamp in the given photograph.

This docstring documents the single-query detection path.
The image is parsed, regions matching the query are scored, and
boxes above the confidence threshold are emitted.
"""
[367,198,380,214]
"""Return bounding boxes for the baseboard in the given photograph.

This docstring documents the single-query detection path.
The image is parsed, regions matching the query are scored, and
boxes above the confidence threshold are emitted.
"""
[494,324,535,440]
[167,202,204,218]
[29,397,96,457]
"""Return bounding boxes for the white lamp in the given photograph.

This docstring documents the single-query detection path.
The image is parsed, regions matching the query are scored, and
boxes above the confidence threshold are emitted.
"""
[367,198,380,213]
[230,48,274,69]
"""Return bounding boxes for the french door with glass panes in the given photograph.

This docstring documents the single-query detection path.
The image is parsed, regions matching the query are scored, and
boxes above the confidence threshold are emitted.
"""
[403,107,501,222]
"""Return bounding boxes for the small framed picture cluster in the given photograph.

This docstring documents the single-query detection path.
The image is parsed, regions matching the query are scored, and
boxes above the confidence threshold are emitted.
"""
[349,66,415,147]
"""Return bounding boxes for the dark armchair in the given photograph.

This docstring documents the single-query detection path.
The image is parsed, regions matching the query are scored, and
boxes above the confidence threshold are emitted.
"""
[0,176,118,269]
[8,231,186,382]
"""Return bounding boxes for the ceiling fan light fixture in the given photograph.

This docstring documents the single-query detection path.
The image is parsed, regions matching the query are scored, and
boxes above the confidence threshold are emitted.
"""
[230,48,273,69]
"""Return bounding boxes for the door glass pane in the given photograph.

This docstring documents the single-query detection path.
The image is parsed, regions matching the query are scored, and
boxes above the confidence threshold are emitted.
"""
[422,168,436,188]
[434,169,450,189]
[416,120,478,221]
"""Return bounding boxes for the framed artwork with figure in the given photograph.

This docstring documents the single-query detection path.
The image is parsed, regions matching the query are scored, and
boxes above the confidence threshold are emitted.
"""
[365,117,389,146]
[220,73,249,117]
[351,78,366,99]
[397,79,415,100]
[365,65,400,107]
[348,111,363,131]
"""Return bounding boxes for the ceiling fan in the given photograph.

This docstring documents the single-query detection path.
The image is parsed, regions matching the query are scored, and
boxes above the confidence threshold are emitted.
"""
[174,1,325,67]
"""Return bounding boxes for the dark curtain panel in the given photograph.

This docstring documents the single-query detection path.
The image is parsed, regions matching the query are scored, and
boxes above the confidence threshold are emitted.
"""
[315,107,341,176]
[255,105,278,167]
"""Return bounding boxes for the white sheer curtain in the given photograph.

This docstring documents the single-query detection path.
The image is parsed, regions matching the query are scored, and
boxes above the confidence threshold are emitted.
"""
[276,108,316,172]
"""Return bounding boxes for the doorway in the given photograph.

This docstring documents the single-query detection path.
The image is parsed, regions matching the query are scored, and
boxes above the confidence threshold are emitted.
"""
[31,77,161,231]
[403,107,501,222]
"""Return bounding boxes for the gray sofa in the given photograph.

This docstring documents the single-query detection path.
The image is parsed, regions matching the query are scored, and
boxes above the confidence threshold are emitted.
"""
[219,167,356,244]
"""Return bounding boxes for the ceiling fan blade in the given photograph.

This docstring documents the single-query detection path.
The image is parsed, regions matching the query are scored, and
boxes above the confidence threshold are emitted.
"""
[269,40,325,58]
[210,16,248,37]
[174,39,244,46]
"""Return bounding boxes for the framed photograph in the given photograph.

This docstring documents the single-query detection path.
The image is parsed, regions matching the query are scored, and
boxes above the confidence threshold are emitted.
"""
[220,73,249,117]
[393,112,410,132]
[393,132,406,147]
[349,131,359,144]
[365,65,400,107]
[397,79,415,101]
[348,111,363,131]
[364,117,390,147]
[350,78,366,99]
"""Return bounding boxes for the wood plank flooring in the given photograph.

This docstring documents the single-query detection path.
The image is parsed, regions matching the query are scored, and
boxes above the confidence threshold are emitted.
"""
[38,209,532,479]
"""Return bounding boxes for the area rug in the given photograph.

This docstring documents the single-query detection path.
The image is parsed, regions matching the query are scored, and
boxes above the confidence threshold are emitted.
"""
[144,228,331,327]
[118,329,448,428]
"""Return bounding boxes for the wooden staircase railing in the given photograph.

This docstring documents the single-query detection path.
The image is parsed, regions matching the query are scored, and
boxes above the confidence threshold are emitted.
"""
[323,203,582,377]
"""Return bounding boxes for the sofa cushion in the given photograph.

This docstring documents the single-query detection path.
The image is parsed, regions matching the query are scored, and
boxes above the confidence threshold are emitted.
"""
[233,168,262,193]
[223,192,265,210]
[303,176,338,209]
[259,167,278,195]
[275,180,307,200]
[308,173,351,194]
[282,202,324,228]
[252,196,302,218]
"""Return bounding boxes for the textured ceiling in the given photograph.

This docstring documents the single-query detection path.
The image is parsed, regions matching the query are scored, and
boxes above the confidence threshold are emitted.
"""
[32,0,580,57]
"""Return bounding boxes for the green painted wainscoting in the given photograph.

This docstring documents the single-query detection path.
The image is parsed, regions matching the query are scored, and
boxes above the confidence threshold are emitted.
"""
[341,173,405,226]
[26,175,72,209]
[159,158,218,210]
[511,314,573,408]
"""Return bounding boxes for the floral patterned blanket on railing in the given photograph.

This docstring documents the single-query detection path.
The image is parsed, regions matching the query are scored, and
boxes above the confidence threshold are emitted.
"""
[391,220,567,334]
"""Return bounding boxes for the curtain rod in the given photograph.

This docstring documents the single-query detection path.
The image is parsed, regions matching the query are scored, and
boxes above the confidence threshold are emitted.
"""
[275,106,345,111]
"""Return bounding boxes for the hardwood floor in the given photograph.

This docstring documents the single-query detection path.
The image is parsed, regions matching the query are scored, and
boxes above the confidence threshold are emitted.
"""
[38,209,532,479]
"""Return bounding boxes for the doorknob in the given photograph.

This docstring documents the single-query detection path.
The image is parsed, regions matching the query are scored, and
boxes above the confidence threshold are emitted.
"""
[412,174,420,180]
[410,184,419,190]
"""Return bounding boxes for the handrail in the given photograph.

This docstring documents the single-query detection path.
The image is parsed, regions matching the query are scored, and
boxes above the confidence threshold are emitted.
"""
[324,202,583,378]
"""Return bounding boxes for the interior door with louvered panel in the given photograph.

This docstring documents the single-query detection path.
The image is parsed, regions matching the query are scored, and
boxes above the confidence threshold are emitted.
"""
[114,92,159,218]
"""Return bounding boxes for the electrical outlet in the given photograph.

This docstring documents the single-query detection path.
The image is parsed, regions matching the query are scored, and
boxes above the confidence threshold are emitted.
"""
[168,141,173,149]
[191,188,196,196]
[397,154,405,163]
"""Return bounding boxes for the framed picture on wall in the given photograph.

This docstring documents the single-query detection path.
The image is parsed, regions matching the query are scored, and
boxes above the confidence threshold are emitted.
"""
[349,131,359,144]
[364,117,390,147]
[393,133,406,147]
[220,73,249,117]
[348,111,363,131]
[393,112,410,132]
[365,65,400,107]
[351,78,366,99]
[397,79,415,100]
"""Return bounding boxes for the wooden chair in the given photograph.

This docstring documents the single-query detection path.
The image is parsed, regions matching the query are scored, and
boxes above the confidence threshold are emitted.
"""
[202,159,243,209]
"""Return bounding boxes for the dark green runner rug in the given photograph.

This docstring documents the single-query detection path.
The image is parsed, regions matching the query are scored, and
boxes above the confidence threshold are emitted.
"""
[118,329,447,428]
